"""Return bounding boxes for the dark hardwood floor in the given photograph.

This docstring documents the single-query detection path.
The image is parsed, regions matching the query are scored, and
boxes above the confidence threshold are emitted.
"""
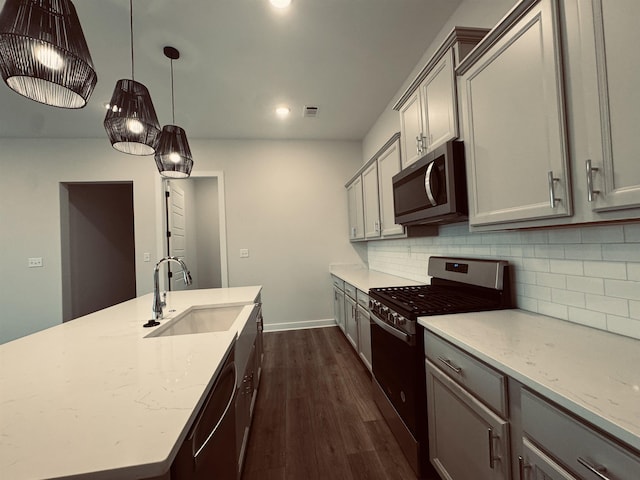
[241,326,419,480]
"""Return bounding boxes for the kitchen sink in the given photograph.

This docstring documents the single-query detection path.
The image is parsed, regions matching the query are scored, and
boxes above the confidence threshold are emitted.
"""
[146,305,244,337]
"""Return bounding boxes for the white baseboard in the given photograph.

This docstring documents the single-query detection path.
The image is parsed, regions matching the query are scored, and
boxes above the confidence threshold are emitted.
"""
[263,318,336,333]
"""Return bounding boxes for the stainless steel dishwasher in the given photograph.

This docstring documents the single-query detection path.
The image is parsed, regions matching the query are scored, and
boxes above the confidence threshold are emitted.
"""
[171,343,237,480]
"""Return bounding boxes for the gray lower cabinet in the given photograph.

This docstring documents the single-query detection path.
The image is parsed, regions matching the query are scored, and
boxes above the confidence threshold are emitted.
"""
[344,290,358,350]
[520,389,640,480]
[332,276,346,332]
[519,438,577,480]
[426,359,511,480]
[356,289,371,371]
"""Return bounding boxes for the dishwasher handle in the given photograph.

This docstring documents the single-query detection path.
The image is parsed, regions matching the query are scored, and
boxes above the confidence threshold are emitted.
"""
[190,360,237,462]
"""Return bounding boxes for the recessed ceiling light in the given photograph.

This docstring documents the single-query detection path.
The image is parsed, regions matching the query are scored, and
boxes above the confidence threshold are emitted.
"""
[275,106,291,118]
[270,0,292,9]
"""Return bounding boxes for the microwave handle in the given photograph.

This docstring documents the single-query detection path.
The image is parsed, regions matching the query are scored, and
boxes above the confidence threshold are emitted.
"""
[424,162,438,206]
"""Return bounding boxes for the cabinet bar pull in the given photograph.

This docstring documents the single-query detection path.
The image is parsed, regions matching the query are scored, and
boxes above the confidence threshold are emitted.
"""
[487,428,499,469]
[577,457,611,480]
[548,171,561,208]
[586,159,600,202]
[518,456,528,480]
[437,356,462,374]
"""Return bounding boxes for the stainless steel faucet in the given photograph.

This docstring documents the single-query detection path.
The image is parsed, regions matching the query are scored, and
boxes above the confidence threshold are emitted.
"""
[151,256,193,321]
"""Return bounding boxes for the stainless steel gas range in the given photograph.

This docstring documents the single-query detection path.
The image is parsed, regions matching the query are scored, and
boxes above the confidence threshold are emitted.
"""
[368,256,511,478]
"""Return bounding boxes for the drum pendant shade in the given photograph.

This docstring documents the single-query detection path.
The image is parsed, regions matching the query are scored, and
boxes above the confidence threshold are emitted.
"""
[104,79,161,155]
[0,0,97,108]
[155,46,193,178]
[103,0,160,155]
[154,124,194,178]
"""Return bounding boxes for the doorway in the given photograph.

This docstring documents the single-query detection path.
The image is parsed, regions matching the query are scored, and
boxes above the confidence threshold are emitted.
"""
[60,182,136,322]
[163,177,223,290]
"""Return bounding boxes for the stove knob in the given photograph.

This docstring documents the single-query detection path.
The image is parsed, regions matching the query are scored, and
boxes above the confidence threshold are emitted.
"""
[391,312,399,325]
[397,316,406,326]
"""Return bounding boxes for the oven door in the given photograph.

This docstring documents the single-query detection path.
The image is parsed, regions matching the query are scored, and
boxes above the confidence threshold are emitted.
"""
[370,312,420,436]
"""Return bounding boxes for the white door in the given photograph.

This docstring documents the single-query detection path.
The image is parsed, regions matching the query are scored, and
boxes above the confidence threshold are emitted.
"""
[399,90,425,168]
[166,181,187,291]
[421,48,457,152]
[377,139,405,237]
[362,162,381,239]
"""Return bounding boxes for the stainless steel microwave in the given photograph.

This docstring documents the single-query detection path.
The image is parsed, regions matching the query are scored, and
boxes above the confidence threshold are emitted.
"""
[392,141,468,226]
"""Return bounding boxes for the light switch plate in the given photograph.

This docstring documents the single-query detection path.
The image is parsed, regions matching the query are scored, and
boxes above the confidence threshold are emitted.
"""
[240,249,249,258]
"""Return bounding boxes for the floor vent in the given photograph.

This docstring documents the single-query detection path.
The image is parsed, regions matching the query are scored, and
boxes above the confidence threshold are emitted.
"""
[303,105,319,118]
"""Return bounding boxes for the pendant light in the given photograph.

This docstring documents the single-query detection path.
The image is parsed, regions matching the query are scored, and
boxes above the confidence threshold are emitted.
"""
[103,0,160,155]
[0,0,97,108]
[155,46,193,178]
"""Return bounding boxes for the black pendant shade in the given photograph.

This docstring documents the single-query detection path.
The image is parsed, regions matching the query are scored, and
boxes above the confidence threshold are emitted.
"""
[155,46,193,178]
[154,125,194,178]
[0,0,97,108]
[104,0,159,155]
[104,79,161,155]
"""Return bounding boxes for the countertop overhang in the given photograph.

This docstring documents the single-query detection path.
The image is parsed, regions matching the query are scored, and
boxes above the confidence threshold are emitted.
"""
[0,286,262,480]
[419,309,640,453]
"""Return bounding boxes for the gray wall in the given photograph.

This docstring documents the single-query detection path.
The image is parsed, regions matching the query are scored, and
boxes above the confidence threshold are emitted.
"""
[0,138,363,343]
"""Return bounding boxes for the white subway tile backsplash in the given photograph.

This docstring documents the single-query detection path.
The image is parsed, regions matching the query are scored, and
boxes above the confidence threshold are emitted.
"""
[367,222,640,339]
[536,272,566,289]
[604,279,640,301]
[581,225,624,243]
[585,294,629,316]
[566,275,604,295]
[550,259,583,276]
[568,307,607,330]
[606,315,640,340]
[583,261,627,280]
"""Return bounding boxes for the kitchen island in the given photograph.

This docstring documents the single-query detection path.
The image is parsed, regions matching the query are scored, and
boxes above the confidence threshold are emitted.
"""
[0,286,261,480]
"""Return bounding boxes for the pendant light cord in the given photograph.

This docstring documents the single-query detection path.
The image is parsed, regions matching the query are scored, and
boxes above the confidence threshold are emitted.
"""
[130,0,135,81]
[170,58,175,124]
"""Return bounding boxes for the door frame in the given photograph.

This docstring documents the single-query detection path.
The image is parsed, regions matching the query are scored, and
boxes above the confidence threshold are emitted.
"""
[155,171,229,290]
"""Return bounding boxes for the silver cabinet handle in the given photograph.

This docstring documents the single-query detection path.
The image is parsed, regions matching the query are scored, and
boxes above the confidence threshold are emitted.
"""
[586,159,600,202]
[424,161,438,206]
[416,135,422,155]
[548,171,561,208]
[437,356,462,374]
[518,456,528,480]
[487,428,498,469]
[577,457,611,480]
[192,361,237,461]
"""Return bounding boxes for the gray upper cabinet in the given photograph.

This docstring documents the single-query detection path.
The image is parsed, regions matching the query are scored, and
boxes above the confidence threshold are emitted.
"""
[458,0,572,228]
[563,0,640,216]
[395,28,488,170]
[346,176,364,241]
[362,161,381,239]
[376,138,405,237]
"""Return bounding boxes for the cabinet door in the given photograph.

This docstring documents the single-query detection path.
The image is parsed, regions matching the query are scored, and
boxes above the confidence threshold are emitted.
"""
[427,360,510,480]
[377,139,405,237]
[346,177,364,240]
[399,90,425,168]
[344,295,358,350]
[574,0,640,212]
[333,286,345,332]
[460,0,571,227]
[421,48,458,152]
[356,305,372,371]
[362,162,381,239]
[520,438,577,480]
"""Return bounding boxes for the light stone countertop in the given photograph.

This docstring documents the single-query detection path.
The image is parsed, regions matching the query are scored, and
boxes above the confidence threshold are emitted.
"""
[419,309,640,452]
[330,264,424,292]
[0,286,262,480]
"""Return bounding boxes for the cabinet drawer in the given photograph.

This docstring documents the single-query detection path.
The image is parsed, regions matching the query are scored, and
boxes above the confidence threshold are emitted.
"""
[344,282,357,299]
[521,389,640,480]
[424,331,507,416]
[331,275,344,290]
[356,290,369,309]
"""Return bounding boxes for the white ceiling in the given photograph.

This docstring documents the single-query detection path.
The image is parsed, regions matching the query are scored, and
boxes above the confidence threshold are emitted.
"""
[0,0,462,141]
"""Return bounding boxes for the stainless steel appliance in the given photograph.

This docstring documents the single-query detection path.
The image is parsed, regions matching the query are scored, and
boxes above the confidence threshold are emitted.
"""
[392,141,467,226]
[172,344,237,480]
[369,256,511,478]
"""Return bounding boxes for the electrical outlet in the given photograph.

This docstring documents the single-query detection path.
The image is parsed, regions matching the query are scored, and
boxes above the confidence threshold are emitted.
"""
[28,257,43,268]
[240,249,249,258]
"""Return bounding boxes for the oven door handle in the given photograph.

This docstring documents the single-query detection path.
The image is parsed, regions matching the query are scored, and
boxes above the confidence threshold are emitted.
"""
[371,313,414,345]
